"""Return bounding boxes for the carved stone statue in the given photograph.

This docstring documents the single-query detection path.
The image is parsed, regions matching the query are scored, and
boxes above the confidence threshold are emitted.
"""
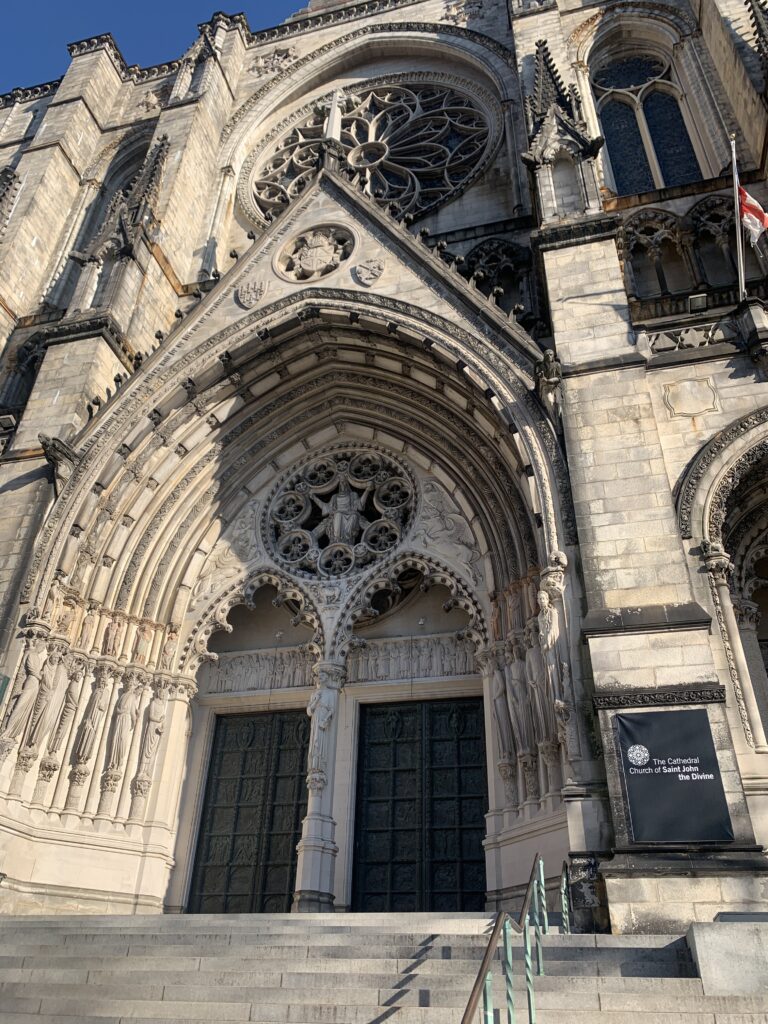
[136,688,167,775]
[160,628,178,671]
[534,349,562,420]
[102,618,121,658]
[79,605,99,651]
[537,589,563,701]
[311,473,372,546]
[1,639,47,745]
[106,676,142,771]
[25,648,68,750]
[489,651,515,761]
[73,673,111,763]
[132,623,153,665]
[47,658,86,756]
[307,683,335,783]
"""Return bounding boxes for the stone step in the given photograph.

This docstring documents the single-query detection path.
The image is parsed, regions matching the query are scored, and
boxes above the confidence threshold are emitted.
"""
[0,996,743,1024]
[10,979,765,1013]
[0,966,708,992]
[0,939,691,962]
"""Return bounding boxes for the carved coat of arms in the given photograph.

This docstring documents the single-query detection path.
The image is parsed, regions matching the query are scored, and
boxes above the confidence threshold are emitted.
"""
[355,258,385,287]
[236,279,266,309]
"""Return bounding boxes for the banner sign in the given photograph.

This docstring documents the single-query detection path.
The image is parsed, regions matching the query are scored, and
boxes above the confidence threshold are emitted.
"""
[616,708,733,843]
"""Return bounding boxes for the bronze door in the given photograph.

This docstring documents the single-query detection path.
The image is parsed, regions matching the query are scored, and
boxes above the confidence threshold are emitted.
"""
[352,698,487,911]
[188,710,309,913]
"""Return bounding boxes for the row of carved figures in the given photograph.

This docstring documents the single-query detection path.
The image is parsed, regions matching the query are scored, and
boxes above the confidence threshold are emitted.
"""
[484,583,582,814]
[30,583,180,672]
[0,635,189,821]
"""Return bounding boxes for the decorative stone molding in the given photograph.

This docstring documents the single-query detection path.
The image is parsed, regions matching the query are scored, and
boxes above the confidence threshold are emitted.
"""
[676,406,768,539]
[593,686,726,709]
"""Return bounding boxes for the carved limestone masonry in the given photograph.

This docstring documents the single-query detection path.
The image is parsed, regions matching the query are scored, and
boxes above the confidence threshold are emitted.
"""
[98,671,143,815]
[264,446,415,580]
[0,636,48,764]
[129,679,169,820]
[523,40,603,221]
[702,540,763,750]
[534,350,563,424]
[276,227,354,282]
[0,167,20,242]
[346,633,476,682]
[242,75,495,224]
[39,434,79,494]
[251,45,298,78]
[306,662,344,791]
[410,477,480,583]
[201,646,313,694]
[65,664,115,808]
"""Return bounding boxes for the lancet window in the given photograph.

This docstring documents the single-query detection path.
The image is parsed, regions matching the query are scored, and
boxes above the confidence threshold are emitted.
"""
[591,53,703,196]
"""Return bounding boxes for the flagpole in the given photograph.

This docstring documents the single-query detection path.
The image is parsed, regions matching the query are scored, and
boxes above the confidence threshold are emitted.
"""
[731,133,747,303]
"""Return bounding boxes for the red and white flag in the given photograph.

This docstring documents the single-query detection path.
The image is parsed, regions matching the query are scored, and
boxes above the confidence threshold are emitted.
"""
[739,185,768,248]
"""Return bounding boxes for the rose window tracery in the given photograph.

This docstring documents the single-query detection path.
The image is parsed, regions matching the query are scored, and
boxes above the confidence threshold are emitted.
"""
[246,79,494,223]
[265,449,416,579]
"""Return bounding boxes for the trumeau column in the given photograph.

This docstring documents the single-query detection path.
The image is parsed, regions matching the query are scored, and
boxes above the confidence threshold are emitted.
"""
[293,661,345,913]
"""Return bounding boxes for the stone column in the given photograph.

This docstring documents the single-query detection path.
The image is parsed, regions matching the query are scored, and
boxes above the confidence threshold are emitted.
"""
[734,599,768,734]
[141,677,195,830]
[704,544,768,751]
[292,661,345,912]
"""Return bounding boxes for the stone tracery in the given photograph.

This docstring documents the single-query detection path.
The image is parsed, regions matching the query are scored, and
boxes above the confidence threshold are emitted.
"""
[246,79,494,222]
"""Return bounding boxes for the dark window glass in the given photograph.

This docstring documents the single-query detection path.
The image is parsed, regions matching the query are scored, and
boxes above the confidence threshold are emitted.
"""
[601,100,655,196]
[593,56,665,90]
[643,90,701,187]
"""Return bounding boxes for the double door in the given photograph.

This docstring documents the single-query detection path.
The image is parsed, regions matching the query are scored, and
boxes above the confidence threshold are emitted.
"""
[188,710,309,913]
[352,698,487,911]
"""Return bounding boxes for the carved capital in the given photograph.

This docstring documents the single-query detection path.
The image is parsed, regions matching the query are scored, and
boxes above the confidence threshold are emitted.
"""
[734,598,761,630]
[312,661,345,691]
[702,539,733,586]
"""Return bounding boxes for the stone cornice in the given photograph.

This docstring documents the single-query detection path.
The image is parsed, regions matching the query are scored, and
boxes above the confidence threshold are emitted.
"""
[31,313,136,372]
[0,79,61,109]
[247,0,425,43]
[532,214,621,253]
[594,685,725,710]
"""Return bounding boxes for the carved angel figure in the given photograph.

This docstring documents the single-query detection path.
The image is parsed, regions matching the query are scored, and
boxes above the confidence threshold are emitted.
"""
[413,479,481,582]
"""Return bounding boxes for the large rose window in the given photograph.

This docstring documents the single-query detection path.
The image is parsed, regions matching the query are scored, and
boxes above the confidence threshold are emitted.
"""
[243,77,495,223]
[265,449,415,579]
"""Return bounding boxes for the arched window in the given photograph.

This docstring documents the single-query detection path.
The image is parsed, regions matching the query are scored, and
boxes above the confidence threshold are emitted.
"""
[592,54,702,197]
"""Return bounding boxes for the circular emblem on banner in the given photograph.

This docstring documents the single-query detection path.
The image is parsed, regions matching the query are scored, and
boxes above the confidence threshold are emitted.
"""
[627,744,650,766]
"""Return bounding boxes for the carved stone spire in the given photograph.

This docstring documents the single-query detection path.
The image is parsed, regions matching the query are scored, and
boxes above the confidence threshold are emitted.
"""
[746,0,768,81]
[526,38,572,138]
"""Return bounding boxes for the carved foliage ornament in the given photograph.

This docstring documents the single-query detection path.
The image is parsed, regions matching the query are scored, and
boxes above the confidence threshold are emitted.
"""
[264,447,415,579]
[247,80,492,222]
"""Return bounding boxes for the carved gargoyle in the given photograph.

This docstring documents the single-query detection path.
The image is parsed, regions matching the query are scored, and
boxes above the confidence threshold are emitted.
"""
[39,433,79,493]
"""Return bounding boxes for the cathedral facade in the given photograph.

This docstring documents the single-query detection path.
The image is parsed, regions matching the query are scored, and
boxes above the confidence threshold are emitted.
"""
[0,0,767,932]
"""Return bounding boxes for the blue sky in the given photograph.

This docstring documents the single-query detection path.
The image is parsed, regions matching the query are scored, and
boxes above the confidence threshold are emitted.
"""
[1,1,304,93]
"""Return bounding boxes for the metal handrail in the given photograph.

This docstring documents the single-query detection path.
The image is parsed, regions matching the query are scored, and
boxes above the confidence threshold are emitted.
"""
[559,860,572,935]
[460,852,550,1024]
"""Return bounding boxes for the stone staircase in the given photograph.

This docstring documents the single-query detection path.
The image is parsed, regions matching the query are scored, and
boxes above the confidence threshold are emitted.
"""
[0,913,764,1023]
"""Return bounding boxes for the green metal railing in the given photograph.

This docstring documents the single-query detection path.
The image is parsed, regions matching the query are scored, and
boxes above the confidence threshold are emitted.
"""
[460,854,572,1024]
